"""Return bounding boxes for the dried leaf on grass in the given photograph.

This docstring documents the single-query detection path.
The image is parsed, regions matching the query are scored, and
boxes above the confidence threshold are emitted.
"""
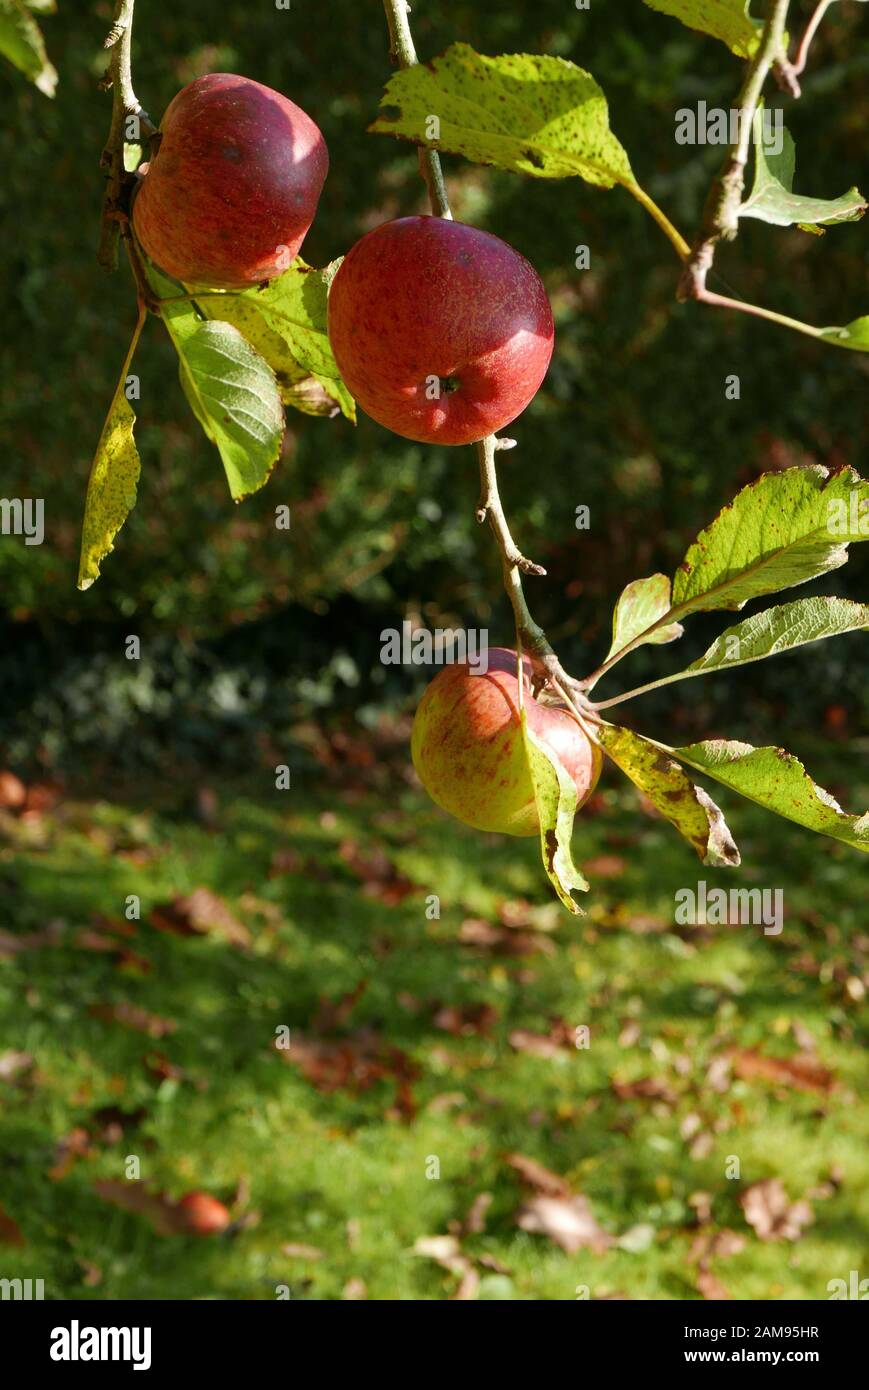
[284,985,418,1119]
[509,1019,575,1058]
[0,1205,25,1246]
[517,1194,612,1255]
[0,1050,35,1083]
[740,1179,814,1242]
[433,1003,498,1036]
[457,918,556,956]
[729,1048,836,1094]
[413,1234,479,1301]
[612,1075,678,1104]
[150,888,251,947]
[338,839,421,905]
[90,1002,176,1038]
[0,921,64,957]
[507,1152,611,1254]
[505,1152,571,1197]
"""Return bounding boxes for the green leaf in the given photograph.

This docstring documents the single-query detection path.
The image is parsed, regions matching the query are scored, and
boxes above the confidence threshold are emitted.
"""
[192,259,355,423]
[642,0,762,57]
[741,112,866,229]
[520,708,589,914]
[672,466,869,615]
[176,321,284,501]
[370,43,635,190]
[668,740,869,854]
[820,316,869,353]
[686,596,869,675]
[607,573,684,660]
[78,376,140,591]
[151,269,284,501]
[598,724,740,867]
[0,0,57,95]
[188,292,339,418]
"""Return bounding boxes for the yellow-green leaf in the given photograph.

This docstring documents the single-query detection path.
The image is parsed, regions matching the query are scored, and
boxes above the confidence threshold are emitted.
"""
[370,44,634,190]
[0,0,57,95]
[598,723,740,867]
[78,384,140,591]
[643,0,762,58]
[520,708,589,914]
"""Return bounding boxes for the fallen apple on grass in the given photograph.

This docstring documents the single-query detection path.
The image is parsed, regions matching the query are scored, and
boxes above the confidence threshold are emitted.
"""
[327,216,554,444]
[132,73,328,289]
[411,648,601,835]
[176,1190,232,1235]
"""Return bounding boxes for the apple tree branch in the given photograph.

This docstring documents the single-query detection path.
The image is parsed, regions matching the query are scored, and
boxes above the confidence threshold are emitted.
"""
[97,0,156,272]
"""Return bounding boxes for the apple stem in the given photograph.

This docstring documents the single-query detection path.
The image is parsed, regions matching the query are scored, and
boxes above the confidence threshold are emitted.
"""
[98,0,156,272]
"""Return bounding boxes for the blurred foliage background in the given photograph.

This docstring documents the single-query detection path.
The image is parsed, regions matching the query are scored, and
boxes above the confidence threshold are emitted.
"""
[0,0,866,779]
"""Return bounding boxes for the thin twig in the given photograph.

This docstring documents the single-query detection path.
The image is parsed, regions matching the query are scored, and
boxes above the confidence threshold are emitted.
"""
[792,0,836,77]
[98,0,156,271]
[381,0,452,218]
[679,0,791,301]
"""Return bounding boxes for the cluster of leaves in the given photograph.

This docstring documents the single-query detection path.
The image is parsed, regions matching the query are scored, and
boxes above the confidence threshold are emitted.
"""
[371,23,867,345]
[525,465,869,911]
[78,255,355,590]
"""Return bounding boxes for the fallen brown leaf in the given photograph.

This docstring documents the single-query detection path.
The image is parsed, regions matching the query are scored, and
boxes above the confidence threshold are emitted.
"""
[690,1228,747,1261]
[612,1076,678,1104]
[338,838,420,905]
[0,1204,25,1246]
[433,1002,498,1037]
[312,981,367,1033]
[729,1048,835,1095]
[413,1234,479,1300]
[583,854,627,879]
[457,918,555,956]
[462,1192,492,1236]
[0,921,64,956]
[517,1194,611,1255]
[509,1023,573,1059]
[287,1029,418,1120]
[0,1050,35,1083]
[697,1266,730,1300]
[49,1127,92,1181]
[504,1152,571,1198]
[150,888,251,948]
[90,1002,176,1038]
[740,1179,813,1242]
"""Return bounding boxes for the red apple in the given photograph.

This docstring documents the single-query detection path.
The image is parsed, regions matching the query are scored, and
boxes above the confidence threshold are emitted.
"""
[327,217,554,445]
[411,648,601,836]
[176,1190,231,1235]
[132,73,328,289]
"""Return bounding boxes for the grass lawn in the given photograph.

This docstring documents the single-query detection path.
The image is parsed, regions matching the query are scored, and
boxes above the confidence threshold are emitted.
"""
[0,745,866,1300]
